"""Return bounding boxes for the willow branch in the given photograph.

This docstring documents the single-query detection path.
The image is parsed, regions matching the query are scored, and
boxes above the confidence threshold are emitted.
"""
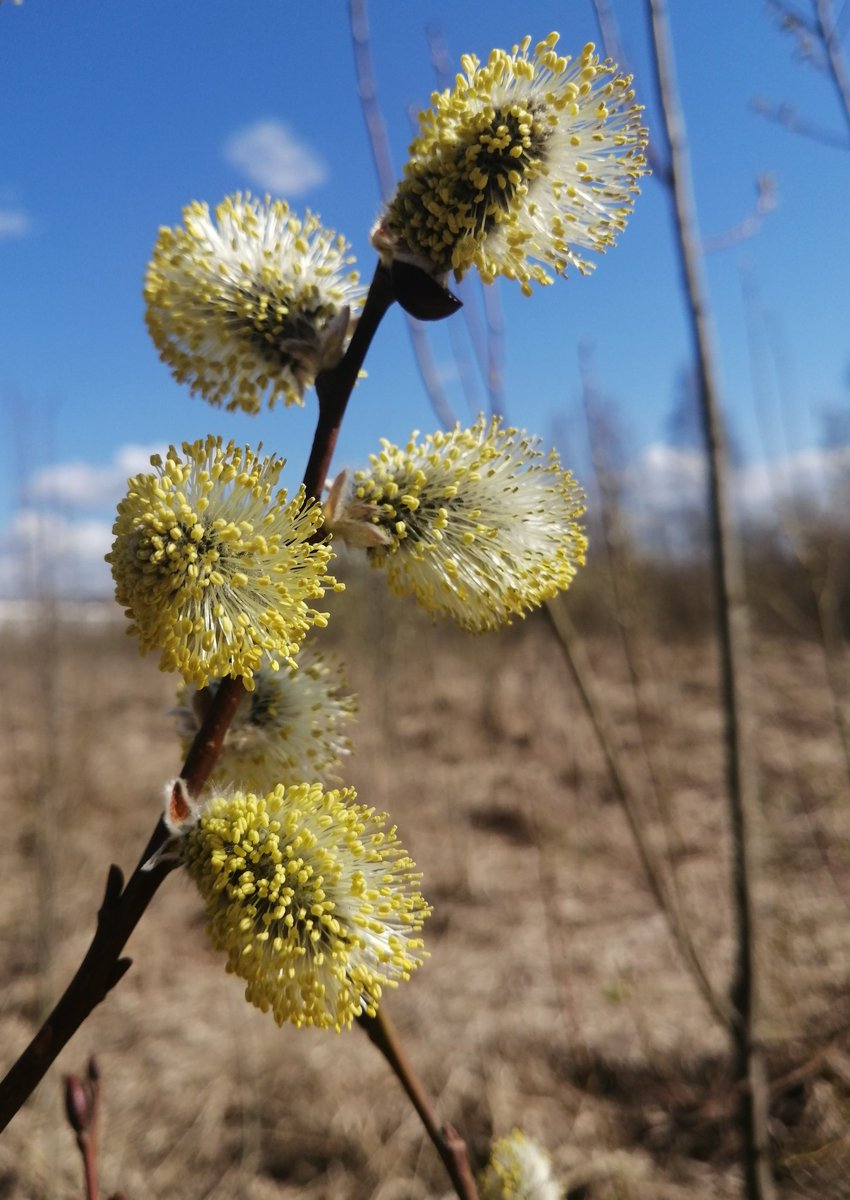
[0,677,245,1132]
[314,272,480,1200]
[0,263,398,1133]
[305,261,396,500]
[359,1009,479,1200]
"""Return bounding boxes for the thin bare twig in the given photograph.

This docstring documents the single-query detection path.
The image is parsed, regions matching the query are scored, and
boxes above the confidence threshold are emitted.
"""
[768,0,820,39]
[360,1009,479,1200]
[741,267,850,793]
[348,0,457,429]
[702,175,779,254]
[592,0,673,185]
[755,0,850,147]
[64,1059,102,1200]
[426,23,507,419]
[815,0,850,136]
[578,347,696,905]
[544,597,733,1031]
[479,283,506,419]
[646,2,775,1197]
[749,97,850,148]
[741,269,850,901]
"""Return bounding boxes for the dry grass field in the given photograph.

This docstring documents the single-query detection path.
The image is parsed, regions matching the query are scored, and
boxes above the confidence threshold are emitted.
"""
[0,569,849,1199]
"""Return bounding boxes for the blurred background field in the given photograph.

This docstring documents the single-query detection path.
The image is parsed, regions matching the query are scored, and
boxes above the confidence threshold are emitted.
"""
[3,1,850,1195]
[1,544,849,1199]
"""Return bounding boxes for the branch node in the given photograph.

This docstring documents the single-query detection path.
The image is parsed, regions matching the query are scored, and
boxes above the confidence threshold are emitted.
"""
[101,865,125,912]
[108,959,133,993]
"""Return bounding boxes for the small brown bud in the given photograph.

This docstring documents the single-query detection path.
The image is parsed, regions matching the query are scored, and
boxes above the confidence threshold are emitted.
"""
[63,1074,92,1134]
[391,260,463,321]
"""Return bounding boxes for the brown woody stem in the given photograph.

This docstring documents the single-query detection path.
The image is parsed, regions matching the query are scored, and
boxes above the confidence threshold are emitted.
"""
[0,262,397,1132]
[359,1009,479,1200]
[646,2,774,1196]
[304,261,396,501]
[0,677,246,1132]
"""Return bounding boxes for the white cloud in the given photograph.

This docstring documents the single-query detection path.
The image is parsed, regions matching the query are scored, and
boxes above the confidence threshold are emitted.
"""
[0,509,113,599]
[627,443,707,513]
[736,443,850,513]
[4,439,849,598]
[223,119,328,195]
[623,441,850,544]
[0,444,165,597]
[26,443,164,510]
[0,208,32,239]
[0,443,172,597]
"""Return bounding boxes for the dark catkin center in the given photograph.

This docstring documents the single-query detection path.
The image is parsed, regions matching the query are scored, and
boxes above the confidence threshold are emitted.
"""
[219,287,336,370]
[246,681,291,730]
[391,102,550,271]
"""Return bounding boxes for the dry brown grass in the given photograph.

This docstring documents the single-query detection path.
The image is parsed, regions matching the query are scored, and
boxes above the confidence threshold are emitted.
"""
[1,571,849,1199]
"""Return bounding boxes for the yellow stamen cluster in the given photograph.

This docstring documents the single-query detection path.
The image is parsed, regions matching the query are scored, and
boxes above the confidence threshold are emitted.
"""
[183,785,430,1030]
[478,1130,560,1200]
[342,417,586,631]
[107,437,337,688]
[374,34,647,293]
[175,654,356,793]
[145,193,361,413]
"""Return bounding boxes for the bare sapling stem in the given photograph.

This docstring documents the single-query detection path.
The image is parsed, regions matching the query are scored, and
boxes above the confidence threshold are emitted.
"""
[544,599,733,1030]
[359,1009,479,1200]
[646,1,775,1197]
[0,263,398,1133]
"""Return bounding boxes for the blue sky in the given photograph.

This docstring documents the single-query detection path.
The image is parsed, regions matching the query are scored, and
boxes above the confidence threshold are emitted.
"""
[2,1,849,594]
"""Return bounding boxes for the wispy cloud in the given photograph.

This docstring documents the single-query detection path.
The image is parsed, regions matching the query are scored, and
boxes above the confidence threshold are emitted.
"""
[5,439,850,599]
[2,444,166,597]
[625,441,850,523]
[223,119,328,195]
[0,207,32,240]
[627,443,707,513]
[0,509,113,599]
[26,443,164,510]
[736,444,850,513]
